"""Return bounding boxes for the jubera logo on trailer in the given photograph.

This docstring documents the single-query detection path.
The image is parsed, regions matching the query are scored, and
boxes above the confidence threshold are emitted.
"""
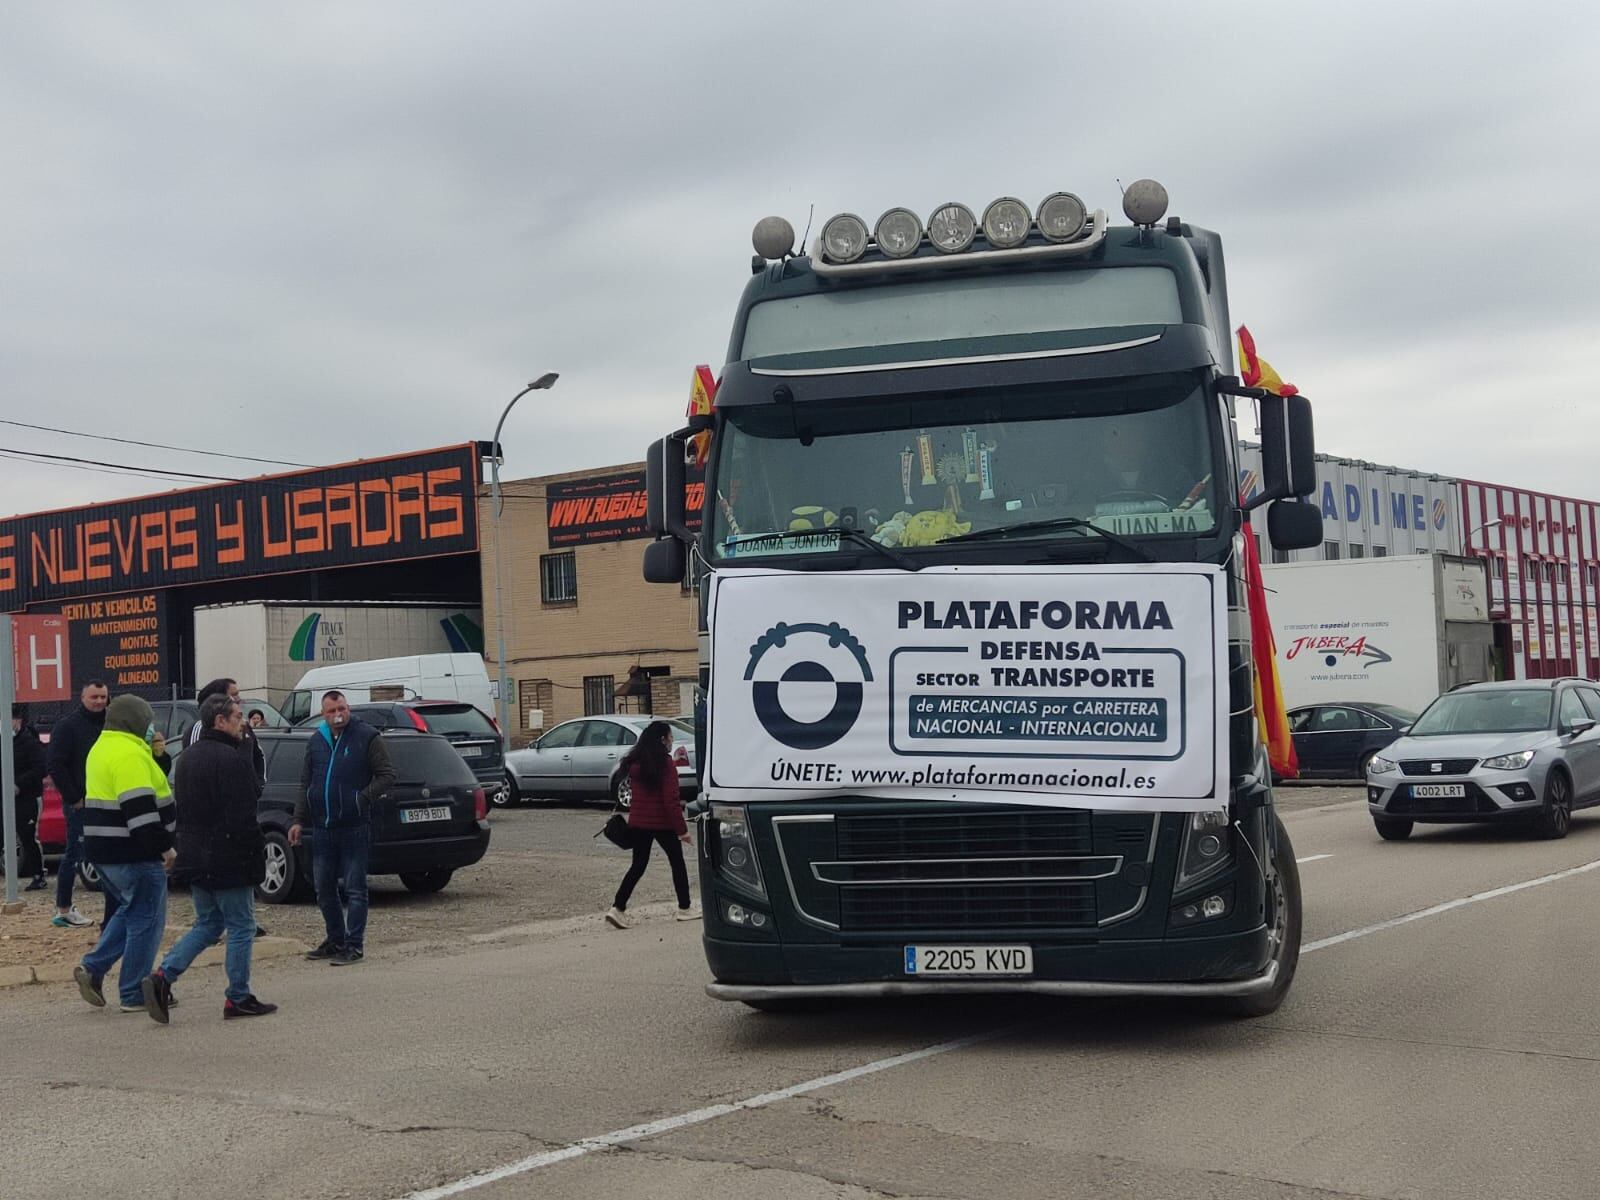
[744,622,873,750]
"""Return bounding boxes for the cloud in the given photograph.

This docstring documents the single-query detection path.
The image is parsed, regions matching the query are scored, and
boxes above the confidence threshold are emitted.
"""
[2,0,1597,519]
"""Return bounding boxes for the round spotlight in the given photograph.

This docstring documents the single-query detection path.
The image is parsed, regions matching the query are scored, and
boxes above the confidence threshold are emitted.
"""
[873,207,923,258]
[752,215,796,260]
[1122,178,1169,226]
[982,197,1032,249]
[1037,192,1087,242]
[927,202,976,253]
[820,213,869,263]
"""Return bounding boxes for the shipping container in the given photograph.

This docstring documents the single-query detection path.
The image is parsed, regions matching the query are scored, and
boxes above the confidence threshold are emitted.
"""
[1263,554,1493,714]
[193,601,485,708]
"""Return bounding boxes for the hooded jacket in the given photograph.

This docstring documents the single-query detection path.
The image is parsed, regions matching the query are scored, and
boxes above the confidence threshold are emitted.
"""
[82,695,175,865]
[172,728,266,890]
[46,701,107,806]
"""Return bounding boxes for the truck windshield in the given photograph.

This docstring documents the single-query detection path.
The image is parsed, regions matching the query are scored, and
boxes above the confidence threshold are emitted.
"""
[709,372,1217,559]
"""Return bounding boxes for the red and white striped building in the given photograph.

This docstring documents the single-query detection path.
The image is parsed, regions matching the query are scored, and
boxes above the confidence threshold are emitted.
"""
[1458,481,1600,682]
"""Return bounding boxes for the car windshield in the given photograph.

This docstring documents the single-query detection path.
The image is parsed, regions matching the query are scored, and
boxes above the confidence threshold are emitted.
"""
[668,718,694,737]
[710,373,1217,561]
[1370,705,1417,725]
[1408,690,1551,736]
[387,737,478,785]
[417,705,496,737]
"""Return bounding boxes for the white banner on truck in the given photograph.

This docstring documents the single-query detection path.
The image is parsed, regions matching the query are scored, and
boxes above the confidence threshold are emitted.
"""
[705,565,1227,812]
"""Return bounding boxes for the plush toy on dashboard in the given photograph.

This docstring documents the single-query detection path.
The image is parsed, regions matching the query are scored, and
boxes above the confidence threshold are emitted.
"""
[899,509,971,547]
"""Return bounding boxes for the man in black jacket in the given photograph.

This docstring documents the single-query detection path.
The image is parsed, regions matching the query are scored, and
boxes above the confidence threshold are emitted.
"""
[188,678,266,786]
[46,679,108,926]
[141,694,276,1023]
[10,704,47,889]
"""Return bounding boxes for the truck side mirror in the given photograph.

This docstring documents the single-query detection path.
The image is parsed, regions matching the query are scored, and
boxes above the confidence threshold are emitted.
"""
[1267,498,1324,550]
[643,537,687,585]
[1259,393,1316,501]
[645,436,691,541]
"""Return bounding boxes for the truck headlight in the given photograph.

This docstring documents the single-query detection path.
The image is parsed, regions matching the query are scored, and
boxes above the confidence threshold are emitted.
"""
[1482,750,1535,770]
[820,213,869,263]
[1176,808,1232,890]
[1367,755,1397,775]
[873,207,923,258]
[711,803,766,899]
[927,202,976,253]
[981,197,1031,248]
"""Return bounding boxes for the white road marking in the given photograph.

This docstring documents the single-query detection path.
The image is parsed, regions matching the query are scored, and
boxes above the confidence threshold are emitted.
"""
[1295,854,1333,864]
[399,853,1600,1199]
[398,1027,1017,1199]
[1303,856,1600,954]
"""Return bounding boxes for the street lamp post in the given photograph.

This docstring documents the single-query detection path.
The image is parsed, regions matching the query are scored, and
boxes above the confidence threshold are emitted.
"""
[1467,518,1503,544]
[491,373,559,753]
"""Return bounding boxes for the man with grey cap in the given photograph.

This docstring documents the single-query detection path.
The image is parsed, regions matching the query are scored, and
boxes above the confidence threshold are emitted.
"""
[71,695,177,1014]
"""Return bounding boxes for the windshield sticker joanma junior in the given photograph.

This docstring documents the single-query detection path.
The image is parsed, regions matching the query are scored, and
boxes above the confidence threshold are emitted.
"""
[707,566,1229,813]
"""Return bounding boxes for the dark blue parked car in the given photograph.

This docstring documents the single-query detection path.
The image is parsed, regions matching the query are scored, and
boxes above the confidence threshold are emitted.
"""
[1286,702,1416,779]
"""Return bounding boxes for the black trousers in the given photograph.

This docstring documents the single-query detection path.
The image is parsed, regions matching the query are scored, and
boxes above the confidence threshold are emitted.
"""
[11,795,43,880]
[613,828,691,911]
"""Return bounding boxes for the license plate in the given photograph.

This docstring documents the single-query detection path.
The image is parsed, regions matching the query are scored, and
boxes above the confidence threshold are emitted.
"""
[1411,784,1465,798]
[456,745,485,759]
[400,805,452,824]
[904,945,1033,976]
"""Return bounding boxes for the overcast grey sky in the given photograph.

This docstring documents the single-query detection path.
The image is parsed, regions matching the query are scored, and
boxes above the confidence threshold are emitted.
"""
[3,1,1598,517]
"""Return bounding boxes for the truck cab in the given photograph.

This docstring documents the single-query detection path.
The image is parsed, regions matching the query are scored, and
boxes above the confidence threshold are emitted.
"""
[643,184,1322,1013]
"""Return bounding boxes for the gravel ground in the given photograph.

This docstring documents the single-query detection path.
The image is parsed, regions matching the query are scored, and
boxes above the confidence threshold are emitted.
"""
[1,802,695,972]
[4,787,1359,974]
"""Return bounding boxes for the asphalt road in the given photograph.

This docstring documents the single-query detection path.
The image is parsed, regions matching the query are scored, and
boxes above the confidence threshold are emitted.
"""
[6,790,1600,1200]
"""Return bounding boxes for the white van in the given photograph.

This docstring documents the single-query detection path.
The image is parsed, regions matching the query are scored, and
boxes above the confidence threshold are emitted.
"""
[284,653,494,725]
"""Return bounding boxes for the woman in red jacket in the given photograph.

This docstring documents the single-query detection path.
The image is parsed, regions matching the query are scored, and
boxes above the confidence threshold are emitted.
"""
[605,721,698,928]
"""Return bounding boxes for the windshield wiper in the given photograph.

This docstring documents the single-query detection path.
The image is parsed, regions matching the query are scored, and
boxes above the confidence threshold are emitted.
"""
[722,526,919,571]
[940,516,1152,561]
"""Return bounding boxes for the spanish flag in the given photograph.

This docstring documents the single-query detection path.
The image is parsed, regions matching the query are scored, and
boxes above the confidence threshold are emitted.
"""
[1242,519,1299,779]
[687,364,718,467]
[1236,325,1299,397]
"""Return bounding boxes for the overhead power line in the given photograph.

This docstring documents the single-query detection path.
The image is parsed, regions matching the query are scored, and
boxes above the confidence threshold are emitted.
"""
[0,417,312,468]
[0,445,234,482]
[0,449,206,487]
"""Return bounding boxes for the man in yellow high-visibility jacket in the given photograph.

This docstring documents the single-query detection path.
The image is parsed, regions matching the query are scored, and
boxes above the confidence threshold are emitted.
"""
[71,695,177,1014]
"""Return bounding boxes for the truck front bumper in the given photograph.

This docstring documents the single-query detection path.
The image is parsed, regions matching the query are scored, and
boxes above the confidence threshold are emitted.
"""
[708,959,1279,1002]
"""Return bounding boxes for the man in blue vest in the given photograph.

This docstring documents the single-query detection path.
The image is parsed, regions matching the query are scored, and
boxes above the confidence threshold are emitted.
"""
[289,691,394,966]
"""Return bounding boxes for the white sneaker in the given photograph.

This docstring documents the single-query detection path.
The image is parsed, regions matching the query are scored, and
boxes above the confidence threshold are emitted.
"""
[53,908,94,928]
[604,907,630,929]
[675,905,703,922]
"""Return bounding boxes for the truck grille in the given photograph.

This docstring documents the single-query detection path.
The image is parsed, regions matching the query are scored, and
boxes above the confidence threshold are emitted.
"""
[1399,759,1478,777]
[836,809,1094,860]
[839,883,1098,931]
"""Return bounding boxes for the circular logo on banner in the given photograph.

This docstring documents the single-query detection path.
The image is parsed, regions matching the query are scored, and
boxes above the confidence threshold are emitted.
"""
[743,622,873,750]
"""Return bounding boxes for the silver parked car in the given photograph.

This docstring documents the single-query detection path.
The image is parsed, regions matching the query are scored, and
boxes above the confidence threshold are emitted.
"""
[503,715,697,808]
[1366,679,1600,841]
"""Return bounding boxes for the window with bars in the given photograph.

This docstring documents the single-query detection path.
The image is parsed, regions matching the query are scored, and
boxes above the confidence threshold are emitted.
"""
[1348,544,1365,559]
[1324,543,1342,561]
[1373,546,1388,557]
[583,675,615,716]
[540,552,578,604]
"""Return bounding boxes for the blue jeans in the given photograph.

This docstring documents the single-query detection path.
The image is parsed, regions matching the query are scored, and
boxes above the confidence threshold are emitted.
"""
[81,861,168,1006]
[56,805,84,910]
[160,885,256,1003]
[312,824,370,952]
